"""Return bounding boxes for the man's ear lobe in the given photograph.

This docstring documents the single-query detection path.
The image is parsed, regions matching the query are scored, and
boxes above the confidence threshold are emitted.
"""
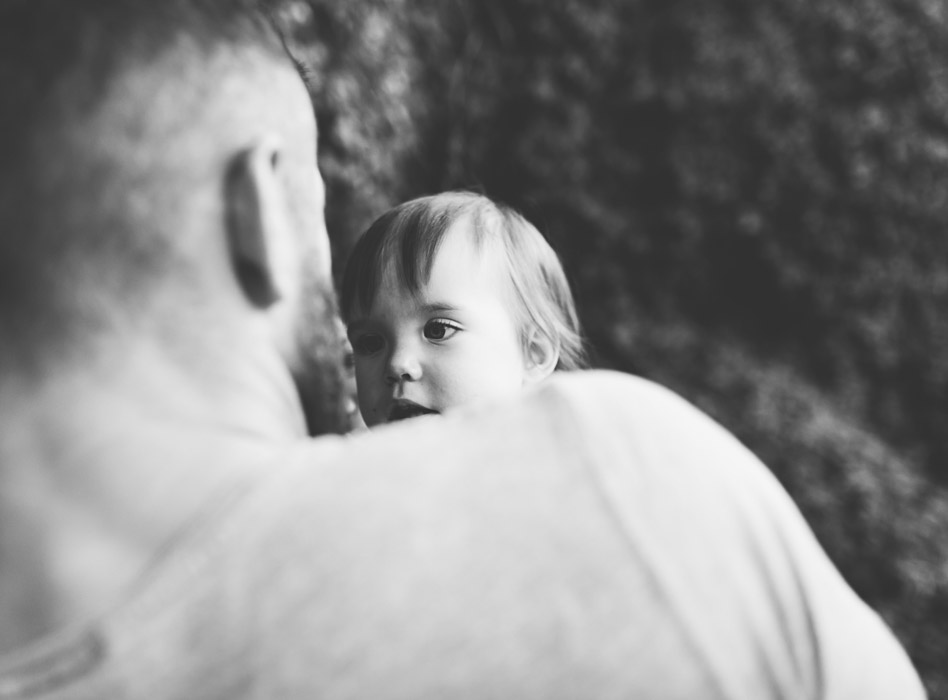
[225,136,292,308]
[523,329,559,384]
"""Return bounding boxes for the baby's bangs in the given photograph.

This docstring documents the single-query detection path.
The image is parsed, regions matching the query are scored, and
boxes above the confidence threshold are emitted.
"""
[392,203,458,298]
[342,195,475,318]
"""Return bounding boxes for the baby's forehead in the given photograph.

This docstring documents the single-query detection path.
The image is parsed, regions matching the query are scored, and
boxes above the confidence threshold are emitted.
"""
[395,223,491,283]
[418,217,509,279]
[345,202,509,319]
[355,226,508,312]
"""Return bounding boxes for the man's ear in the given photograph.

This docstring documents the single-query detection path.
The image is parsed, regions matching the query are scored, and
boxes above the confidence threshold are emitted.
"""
[523,329,559,385]
[225,136,294,308]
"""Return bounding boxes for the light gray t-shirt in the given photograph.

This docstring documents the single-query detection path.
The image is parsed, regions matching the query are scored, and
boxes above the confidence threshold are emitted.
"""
[0,372,926,699]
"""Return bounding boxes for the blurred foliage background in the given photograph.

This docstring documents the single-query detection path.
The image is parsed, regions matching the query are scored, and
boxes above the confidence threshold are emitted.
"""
[272,0,948,694]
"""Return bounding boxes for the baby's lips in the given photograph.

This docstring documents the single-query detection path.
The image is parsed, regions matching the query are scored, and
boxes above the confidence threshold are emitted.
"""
[388,400,439,422]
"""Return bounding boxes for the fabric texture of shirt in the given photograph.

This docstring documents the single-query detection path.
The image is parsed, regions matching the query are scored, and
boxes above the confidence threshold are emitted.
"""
[0,371,926,699]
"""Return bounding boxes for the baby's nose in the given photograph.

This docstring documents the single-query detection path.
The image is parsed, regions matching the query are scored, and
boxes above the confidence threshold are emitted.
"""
[385,346,422,384]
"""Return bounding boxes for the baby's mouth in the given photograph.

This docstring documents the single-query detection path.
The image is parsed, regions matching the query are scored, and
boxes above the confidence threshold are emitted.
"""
[388,400,439,423]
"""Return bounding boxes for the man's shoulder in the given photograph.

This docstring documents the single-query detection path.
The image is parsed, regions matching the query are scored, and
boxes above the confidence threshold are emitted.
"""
[510,370,747,466]
[417,369,717,443]
[168,371,926,699]
[255,369,753,536]
[301,370,720,477]
[245,372,693,524]
[522,369,703,423]
[269,370,739,489]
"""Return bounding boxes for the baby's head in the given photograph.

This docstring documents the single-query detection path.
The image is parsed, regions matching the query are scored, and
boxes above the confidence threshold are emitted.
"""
[341,191,586,426]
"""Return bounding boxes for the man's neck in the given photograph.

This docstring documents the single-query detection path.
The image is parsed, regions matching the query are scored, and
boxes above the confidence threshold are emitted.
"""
[0,338,305,656]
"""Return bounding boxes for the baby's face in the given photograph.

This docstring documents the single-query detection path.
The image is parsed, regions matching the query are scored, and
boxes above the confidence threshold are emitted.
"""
[347,225,529,426]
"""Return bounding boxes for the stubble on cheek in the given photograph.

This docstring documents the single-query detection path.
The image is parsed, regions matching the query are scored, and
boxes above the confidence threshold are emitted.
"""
[291,275,353,437]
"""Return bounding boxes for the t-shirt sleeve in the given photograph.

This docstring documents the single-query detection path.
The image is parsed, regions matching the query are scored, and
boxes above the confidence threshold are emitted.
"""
[238,370,925,699]
[557,372,926,700]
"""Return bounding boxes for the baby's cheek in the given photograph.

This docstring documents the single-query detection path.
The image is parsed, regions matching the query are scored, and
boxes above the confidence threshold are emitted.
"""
[353,371,378,421]
[434,363,494,407]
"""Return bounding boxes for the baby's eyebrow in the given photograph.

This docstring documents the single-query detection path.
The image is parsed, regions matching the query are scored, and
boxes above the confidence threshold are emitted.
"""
[421,302,460,314]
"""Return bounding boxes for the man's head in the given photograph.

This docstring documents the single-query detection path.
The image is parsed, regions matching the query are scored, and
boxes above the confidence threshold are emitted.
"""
[0,0,348,434]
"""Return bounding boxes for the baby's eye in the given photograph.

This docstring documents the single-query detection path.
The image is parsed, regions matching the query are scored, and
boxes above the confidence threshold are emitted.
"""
[423,319,461,341]
[350,333,385,356]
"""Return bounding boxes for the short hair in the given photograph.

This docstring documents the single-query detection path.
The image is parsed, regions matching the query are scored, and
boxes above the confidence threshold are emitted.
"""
[0,0,299,372]
[340,191,588,371]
